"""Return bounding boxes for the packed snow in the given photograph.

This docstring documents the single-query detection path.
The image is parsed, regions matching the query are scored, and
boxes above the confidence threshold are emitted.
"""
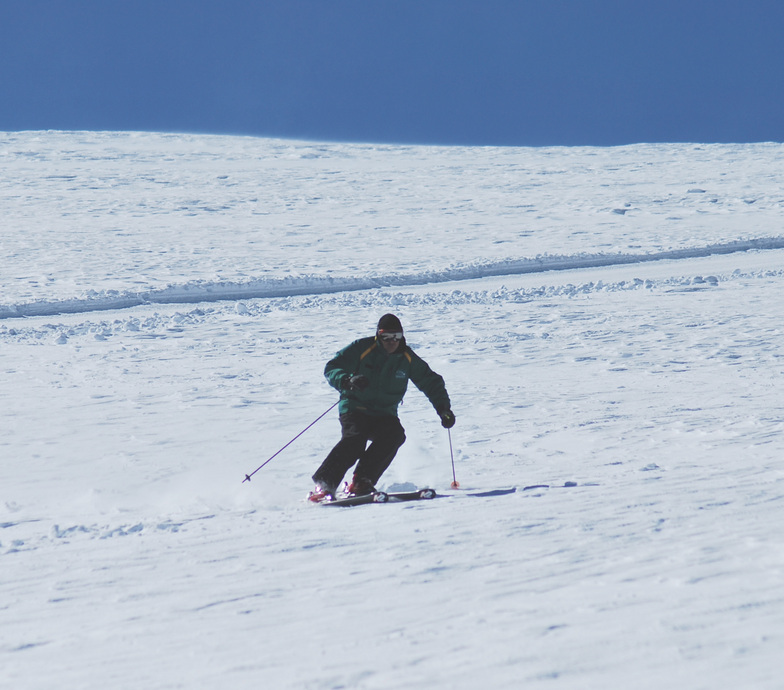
[2,131,783,689]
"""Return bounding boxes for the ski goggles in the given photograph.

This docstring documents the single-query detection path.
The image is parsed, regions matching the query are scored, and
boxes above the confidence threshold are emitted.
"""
[378,331,404,342]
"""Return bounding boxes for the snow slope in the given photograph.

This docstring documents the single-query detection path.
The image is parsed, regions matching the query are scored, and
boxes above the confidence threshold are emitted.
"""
[2,132,784,689]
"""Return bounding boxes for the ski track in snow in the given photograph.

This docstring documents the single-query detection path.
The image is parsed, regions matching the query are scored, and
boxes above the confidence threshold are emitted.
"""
[2,237,784,319]
[2,132,784,690]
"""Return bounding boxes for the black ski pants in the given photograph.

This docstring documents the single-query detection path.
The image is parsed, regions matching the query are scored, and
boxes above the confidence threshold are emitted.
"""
[313,411,406,490]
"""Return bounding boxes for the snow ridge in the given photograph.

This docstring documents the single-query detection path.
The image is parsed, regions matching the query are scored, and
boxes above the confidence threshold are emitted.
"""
[3,236,783,320]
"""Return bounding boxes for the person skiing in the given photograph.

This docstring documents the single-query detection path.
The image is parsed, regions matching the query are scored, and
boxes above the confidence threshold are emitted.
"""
[309,313,455,502]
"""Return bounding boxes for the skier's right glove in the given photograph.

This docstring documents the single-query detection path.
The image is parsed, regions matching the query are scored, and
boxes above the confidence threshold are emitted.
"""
[344,374,370,392]
[439,409,456,429]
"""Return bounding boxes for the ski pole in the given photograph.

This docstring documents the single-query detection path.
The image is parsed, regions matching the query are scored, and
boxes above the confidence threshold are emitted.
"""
[448,427,460,488]
[242,400,340,483]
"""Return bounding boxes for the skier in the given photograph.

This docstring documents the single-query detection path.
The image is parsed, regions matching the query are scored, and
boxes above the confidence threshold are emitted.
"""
[309,314,455,502]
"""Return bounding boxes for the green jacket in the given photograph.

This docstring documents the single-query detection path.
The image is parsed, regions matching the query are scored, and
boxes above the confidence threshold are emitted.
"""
[325,336,450,417]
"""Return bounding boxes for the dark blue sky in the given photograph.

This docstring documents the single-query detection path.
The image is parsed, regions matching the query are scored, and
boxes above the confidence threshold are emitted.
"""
[1,0,782,146]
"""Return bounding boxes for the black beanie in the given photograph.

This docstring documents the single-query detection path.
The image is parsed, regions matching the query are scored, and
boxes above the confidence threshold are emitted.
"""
[377,313,403,333]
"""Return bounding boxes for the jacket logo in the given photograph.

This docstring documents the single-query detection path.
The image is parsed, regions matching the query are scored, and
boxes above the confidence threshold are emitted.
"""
[395,370,407,379]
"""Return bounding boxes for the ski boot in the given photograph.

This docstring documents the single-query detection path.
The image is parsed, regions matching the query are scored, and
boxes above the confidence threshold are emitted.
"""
[347,474,376,497]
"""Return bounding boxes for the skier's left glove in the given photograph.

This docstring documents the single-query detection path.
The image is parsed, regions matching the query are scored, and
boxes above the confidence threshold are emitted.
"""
[438,408,456,429]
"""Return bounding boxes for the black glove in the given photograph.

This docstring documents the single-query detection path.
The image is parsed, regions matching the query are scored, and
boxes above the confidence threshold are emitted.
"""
[344,374,369,392]
[439,409,456,429]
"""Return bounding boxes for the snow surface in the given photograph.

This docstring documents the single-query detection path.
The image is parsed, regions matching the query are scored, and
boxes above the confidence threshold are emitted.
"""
[2,131,784,689]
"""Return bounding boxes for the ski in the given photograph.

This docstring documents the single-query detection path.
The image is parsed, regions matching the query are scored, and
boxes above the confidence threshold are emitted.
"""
[386,488,437,502]
[319,491,389,507]
[316,488,437,507]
